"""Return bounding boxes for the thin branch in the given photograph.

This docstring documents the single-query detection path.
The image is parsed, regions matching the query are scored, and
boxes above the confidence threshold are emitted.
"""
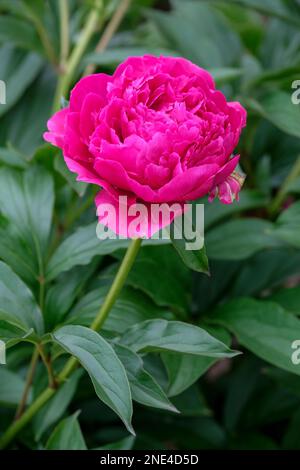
[83,0,132,76]
[59,0,70,68]
[269,155,300,217]
[14,348,39,421]
[37,344,57,389]
[52,0,103,112]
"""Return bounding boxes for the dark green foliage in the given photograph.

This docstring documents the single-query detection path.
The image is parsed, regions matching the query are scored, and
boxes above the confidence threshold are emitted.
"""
[0,0,300,451]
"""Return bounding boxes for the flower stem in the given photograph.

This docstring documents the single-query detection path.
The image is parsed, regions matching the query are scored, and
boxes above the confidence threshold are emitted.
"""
[0,388,56,450]
[0,238,142,449]
[59,0,70,68]
[92,238,142,330]
[52,0,103,112]
[58,237,142,382]
[268,155,300,217]
[25,11,58,69]
[83,0,132,76]
[37,344,57,389]
[14,348,39,421]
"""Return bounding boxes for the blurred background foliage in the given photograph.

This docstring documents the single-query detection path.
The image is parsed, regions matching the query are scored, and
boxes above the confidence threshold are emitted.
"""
[0,0,300,451]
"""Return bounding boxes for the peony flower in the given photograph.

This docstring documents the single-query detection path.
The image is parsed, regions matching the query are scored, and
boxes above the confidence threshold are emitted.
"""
[44,55,246,237]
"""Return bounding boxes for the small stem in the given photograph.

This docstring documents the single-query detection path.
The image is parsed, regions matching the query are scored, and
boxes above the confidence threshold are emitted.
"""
[0,388,56,450]
[38,276,45,311]
[0,238,142,449]
[35,20,58,69]
[91,237,142,331]
[269,155,300,217]
[23,4,58,69]
[37,344,57,389]
[52,0,103,113]
[14,348,39,421]
[83,0,131,76]
[59,0,70,68]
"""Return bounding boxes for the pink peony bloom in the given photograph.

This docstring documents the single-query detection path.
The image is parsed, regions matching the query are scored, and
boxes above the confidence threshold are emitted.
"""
[44,55,246,237]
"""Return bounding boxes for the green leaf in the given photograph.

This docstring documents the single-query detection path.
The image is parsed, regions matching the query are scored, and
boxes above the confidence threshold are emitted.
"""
[171,385,210,417]
[68,285,172,334]
[206,219,280,260]
[204,189,269,229]
[162,327,231,396]
[46,412,87,450]
[0,261,43,336]
[46,223,129,281]
[210,298,300,375]
[95,436,135,450]
[283,408,300,449]
[85,47,176,67]
[265,367,300,398]
[54,154,87,197]
[247,63,300,88]
[217,0,300,28]
[45,262,98,330]
[0,321,34,348]
[0,165,54,283]
[33,370,82,441]
[270,287,300,315]
[224,357,261,432]
[1,67,55,154]
[0,17,40,51]
[0,368,32,407]
[273,201,300,248]
[0,45,44,117]
[52,325,134,434]
[209,67,243,85]
[120,319,238,358]
[169,210,209,274]
[171,240,209,274]
[0,146,27,169]
[123,245,190,314]
[229,249,300,298]
[114,344,178,413]
[247,92,300,138]
[147,1,241,68]
[0,166,54,251]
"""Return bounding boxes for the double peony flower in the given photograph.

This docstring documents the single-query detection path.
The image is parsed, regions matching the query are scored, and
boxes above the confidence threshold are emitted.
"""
[44,56,246,237]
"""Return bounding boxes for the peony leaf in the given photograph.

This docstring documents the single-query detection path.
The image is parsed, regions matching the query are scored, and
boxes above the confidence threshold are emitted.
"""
[52,325,134,434]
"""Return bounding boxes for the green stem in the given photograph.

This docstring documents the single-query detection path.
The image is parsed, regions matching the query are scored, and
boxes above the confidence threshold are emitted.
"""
[0,238,142,449]
[52,0,103,112]
[91,238,142,331]
[23,5,58,69]
[0,388,56,450]
[83,0,131,76]
[38,276,45,311]
[14,348,39,421]
[58,237,142,382]
[269,155,300,217]
[37,344,57,389]
[34,19,58,69]
[59,0,70,67]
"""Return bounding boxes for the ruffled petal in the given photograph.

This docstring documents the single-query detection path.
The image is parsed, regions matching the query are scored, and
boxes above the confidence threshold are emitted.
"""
[43,107,68,148]
[95,190,185,238]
